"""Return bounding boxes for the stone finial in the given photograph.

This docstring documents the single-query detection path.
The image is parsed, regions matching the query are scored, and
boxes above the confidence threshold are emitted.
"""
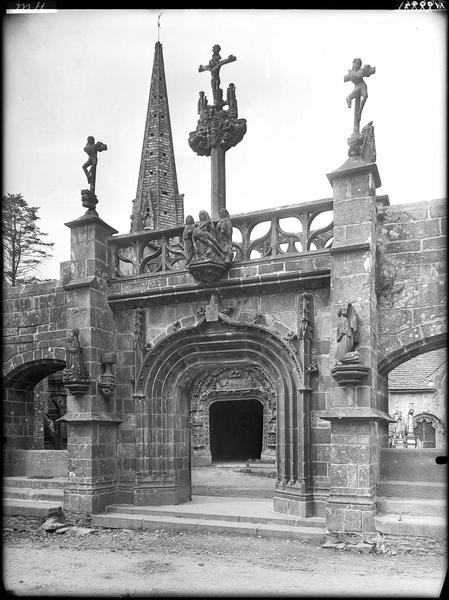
[344,58,376,158]
[81,136,107,215]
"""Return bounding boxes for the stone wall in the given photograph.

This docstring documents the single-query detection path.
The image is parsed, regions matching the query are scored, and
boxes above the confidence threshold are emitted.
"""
[376,198,446,374]
[3,280,67,375]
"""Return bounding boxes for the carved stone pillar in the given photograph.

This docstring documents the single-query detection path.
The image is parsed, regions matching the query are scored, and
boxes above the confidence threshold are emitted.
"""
[60,213,121,522]
[322,155,393,546]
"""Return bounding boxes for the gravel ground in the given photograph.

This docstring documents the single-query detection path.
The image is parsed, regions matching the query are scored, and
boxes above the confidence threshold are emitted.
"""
[3,524,447,597]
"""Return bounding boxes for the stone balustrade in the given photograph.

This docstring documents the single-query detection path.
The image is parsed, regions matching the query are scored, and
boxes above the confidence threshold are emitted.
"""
[108,198,334,279]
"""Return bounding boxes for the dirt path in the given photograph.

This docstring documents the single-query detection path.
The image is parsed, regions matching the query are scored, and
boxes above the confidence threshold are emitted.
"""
[3,526,447,597]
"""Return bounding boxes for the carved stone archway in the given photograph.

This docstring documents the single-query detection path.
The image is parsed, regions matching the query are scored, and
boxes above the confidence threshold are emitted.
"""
[414,413,446,449]
[134,315,313,515]
[190,366,276,465]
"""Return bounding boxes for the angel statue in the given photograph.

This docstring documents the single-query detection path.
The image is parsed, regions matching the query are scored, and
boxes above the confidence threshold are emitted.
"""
[335,303,360,364]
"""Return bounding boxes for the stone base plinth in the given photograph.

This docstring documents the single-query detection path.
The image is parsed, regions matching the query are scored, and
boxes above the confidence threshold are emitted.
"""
[63,484,116,517]
[325,497,377,545]
[188,259,229,283]
[331,364,369,386]
[273,492,314,517]
[133,485,191,506]
[191,453,212,467]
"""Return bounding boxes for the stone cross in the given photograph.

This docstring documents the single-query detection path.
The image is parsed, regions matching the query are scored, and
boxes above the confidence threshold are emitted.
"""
[344,58,376,134]
[199,44,236,109]
[82,136,108,196]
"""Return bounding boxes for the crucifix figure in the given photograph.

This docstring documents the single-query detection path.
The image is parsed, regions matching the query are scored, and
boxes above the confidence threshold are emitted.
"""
[82,136,108,195]
[199,44,236,108]
[344,58,376,133]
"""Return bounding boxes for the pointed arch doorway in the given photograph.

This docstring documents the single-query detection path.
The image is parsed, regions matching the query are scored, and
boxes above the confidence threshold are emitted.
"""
[134,316,313,516]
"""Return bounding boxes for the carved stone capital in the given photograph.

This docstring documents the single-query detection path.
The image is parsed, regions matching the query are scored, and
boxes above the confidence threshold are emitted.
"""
[189,108,247,157]
[81,188,98,215]
[189,258,229,283]
[331,364,370,386]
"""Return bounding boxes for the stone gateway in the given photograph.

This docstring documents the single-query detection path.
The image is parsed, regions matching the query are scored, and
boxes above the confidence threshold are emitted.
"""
[3,40,446,549]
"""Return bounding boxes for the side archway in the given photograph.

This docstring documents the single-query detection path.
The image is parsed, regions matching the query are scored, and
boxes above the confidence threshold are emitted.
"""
[133,316,312,514]
[3,357,66,463]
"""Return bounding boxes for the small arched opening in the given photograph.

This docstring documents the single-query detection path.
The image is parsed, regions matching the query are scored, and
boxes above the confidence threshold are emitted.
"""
[3,357,68,478]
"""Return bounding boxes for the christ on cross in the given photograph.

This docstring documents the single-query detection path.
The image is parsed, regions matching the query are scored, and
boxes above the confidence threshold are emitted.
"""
[344,58,376,133]
[82,136,108,194]
[199,44,236,108]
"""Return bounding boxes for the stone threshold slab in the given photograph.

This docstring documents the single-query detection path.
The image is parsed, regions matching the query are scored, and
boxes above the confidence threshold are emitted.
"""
[92,512,325,542]
[104,496,324,528]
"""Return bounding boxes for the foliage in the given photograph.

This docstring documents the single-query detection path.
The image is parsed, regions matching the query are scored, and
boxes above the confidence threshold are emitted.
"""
[2,193,54,286]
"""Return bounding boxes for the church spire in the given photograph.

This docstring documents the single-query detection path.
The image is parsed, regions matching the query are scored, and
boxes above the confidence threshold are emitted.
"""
[131,41,184,233]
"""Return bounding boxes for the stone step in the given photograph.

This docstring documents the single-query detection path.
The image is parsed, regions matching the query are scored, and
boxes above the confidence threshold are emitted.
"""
[192,487,274,499]
[104,504,324,528]
[3,486,64,502]
[378,480,446,499]
[377,496,446,517]
[92,512,325,542]
[375,513,447,540]
[3,476,67,490]
[3,498,63,518]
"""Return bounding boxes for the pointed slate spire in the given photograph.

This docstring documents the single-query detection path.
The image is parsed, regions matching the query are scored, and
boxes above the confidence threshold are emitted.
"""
[131,42,184,233]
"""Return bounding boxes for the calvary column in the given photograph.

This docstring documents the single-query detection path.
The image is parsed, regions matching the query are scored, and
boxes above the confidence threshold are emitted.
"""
[188,44,247,219]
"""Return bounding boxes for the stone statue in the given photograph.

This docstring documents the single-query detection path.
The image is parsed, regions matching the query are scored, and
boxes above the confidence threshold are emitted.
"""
[405,404,415,437]
[360,121,376,163]
[216,208,233,265]
[199,44,236,108]
[197,91,209,117]
[63,328,86,381]
[143,206,152,229]
[344,58,376,134]
[335,303,359,364]
[226,83,238,118]
[182,215,196,263]
[82,136,108,194]
[192,210,225,261]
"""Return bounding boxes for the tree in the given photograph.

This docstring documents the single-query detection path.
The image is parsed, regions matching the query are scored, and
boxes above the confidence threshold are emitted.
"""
[2,193,54,286]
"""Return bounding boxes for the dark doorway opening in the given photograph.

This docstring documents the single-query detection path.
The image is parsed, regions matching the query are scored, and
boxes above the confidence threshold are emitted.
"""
[209,399,263,461]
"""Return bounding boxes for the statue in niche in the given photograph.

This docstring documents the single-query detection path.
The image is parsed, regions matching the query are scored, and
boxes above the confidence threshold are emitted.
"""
[199,44,236,109]
[182,215,196,264]
[63,328,87,381]
[143,206,152,229]
[192,210,225,262]
[344,58,376,133]
[335,303,360,364]
[405,404,415,437]
[216,208,233,265]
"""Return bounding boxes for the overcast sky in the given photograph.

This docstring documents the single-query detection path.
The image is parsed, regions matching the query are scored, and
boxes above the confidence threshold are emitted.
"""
[3,8,446,280]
